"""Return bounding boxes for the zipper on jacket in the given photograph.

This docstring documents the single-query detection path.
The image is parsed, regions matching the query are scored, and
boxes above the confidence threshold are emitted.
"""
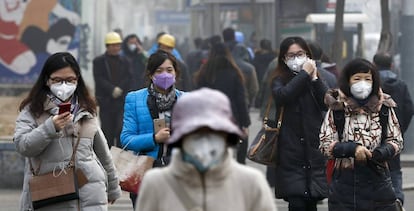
[200,172,207,211]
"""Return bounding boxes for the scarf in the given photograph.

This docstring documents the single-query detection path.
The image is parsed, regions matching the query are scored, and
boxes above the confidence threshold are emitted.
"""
[148,83,176,112]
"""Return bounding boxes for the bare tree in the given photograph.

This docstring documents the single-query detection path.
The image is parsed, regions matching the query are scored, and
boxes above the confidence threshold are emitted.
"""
[332,0,345,70]
[377,0,392,52]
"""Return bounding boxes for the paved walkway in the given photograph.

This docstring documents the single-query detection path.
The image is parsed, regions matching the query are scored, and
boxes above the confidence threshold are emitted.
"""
[1,111,413,210]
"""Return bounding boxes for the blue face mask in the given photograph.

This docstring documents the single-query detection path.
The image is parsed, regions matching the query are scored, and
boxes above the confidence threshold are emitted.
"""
[181,132,226,173]
[152,72,175,90]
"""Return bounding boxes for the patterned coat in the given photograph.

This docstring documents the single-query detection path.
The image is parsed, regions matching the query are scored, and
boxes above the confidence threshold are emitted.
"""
[319,89,403,210]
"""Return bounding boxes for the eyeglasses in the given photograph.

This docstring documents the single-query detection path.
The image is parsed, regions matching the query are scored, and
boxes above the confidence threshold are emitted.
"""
[285,51,306,60]
[49,77,78,84]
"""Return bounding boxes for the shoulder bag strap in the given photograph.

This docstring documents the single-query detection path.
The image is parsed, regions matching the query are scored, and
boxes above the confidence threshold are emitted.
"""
[164,173,199,210]
[276,107,284,129]
[29,132,81,175]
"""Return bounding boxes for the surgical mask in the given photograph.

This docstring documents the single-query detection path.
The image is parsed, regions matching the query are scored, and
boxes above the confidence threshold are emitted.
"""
[50,82,77,101]
[286,57,307,73]
[350,80,372,100]
[152,72,175,90]
[182,132,226,173]
[128,44,137,52]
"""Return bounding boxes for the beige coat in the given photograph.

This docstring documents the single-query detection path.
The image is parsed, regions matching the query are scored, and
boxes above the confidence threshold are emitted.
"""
[136,149,277,211]
[14,99,121,211]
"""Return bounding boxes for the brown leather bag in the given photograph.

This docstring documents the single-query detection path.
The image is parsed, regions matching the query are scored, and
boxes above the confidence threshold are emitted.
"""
[247,96,284,167]
[29,136,81,209]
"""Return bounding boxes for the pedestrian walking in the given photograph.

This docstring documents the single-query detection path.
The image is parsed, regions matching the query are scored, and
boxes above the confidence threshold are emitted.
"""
[93,31,134,148]
[157,33,192,91]
[252,39,277,92]
[147,31,183,61]
[307,41,337,88]
[14,52,121,210]
[373,52,414,210]
[122,33,148,89]
[270,36,329,210]
[136,87,277,211]
[194,42,251,164]
[232,44,259,108]
[320,58,403,210]
[120,50,185,209]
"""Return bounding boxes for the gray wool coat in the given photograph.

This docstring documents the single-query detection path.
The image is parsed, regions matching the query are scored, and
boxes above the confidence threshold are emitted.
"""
[14,99,121,211]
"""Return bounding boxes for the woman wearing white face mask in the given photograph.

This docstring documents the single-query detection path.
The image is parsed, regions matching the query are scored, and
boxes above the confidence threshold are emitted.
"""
[269,37,329,211]
[14,52,121,210]
[320,58,403,210]
[136,88,277,211]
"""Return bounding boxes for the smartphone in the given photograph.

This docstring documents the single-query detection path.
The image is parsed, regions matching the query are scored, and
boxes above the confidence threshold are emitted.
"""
[153,118,166,133]
[58,102,71,114]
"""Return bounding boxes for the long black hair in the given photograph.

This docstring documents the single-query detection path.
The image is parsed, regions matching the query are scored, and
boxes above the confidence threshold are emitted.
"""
[19,52,96,117]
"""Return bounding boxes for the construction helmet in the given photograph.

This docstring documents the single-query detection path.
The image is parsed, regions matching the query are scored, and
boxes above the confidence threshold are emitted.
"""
[105,32,122,45]
[158,34,175,48]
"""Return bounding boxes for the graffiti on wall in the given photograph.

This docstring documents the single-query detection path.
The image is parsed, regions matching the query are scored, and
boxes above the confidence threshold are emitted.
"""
[0,0,81,84]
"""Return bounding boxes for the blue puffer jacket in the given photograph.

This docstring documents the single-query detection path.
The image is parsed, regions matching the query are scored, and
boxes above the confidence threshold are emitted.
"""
[120,88,183,159]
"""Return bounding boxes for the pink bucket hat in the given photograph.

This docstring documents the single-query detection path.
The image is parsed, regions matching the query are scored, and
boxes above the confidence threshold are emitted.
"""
[168,88,243,146]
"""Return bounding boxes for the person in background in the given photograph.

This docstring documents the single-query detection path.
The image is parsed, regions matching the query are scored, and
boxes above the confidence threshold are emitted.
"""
[270,36,328,210]
[122,34,148,89]
[136,87,277,211]
[93,31,134,148]
[194,42,250,164]
[147,31,183,61]
[307,41,337,88]
[157,33,192,91]
[14,52,121,210]
[120,50,185,209]
[232,44,259,108]
[235,31,254,61]
[185,37,204,76]
[252,39,277,88]
[222,27,252,62]
[373,52,414,210]
[320,58,403,210]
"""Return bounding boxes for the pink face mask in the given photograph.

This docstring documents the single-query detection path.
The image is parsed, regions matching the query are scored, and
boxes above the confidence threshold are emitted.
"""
[152,72,176,90]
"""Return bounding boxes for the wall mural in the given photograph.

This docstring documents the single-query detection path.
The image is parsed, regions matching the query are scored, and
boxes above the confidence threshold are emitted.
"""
[0,0,81,85]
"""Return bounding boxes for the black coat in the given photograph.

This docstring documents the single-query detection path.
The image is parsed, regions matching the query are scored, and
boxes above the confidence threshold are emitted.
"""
[271,70,328,200]
[196,69,250,128]
[93,53,134,109]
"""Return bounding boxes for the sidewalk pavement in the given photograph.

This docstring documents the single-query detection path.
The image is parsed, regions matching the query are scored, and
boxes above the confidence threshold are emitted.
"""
[1,166,413,211]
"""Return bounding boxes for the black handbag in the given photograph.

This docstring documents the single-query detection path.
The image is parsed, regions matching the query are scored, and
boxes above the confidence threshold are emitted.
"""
[29,136,81,209]
[247,96,284,167]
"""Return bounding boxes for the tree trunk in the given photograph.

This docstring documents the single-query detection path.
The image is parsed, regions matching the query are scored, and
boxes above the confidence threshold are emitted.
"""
[378,0,392,53]
[332,0,345,71]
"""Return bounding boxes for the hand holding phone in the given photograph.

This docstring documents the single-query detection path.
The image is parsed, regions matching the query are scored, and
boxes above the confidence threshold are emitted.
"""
[153,118,166,133]
[58,102,71,115]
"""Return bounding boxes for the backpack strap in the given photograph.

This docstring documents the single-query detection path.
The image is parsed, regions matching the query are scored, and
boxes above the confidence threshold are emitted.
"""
[333,105,389,144]
[333,109,345,141]
[379,105,389,145]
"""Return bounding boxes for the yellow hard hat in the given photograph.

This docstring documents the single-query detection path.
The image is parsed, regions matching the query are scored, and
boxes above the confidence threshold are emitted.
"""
[158,34,175,48]
[105,32,122,44]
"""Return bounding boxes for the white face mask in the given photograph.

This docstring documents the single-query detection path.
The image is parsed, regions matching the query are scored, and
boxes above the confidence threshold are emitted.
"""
[128,44,137,52]
[350,80,372,100]
[286,56,307,73]
[50,82,77,101]
[182,132,227,173]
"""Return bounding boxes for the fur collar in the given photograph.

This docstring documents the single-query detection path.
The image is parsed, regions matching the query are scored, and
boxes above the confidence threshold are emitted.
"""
[324,88,396,113]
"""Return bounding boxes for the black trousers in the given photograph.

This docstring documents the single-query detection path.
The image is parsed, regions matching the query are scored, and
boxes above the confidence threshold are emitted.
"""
[99,104,123,148]
[236,137,248,164]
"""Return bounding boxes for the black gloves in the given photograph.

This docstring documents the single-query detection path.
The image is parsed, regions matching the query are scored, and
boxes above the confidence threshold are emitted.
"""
[372,143,396,163]
[332,142,358,158]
